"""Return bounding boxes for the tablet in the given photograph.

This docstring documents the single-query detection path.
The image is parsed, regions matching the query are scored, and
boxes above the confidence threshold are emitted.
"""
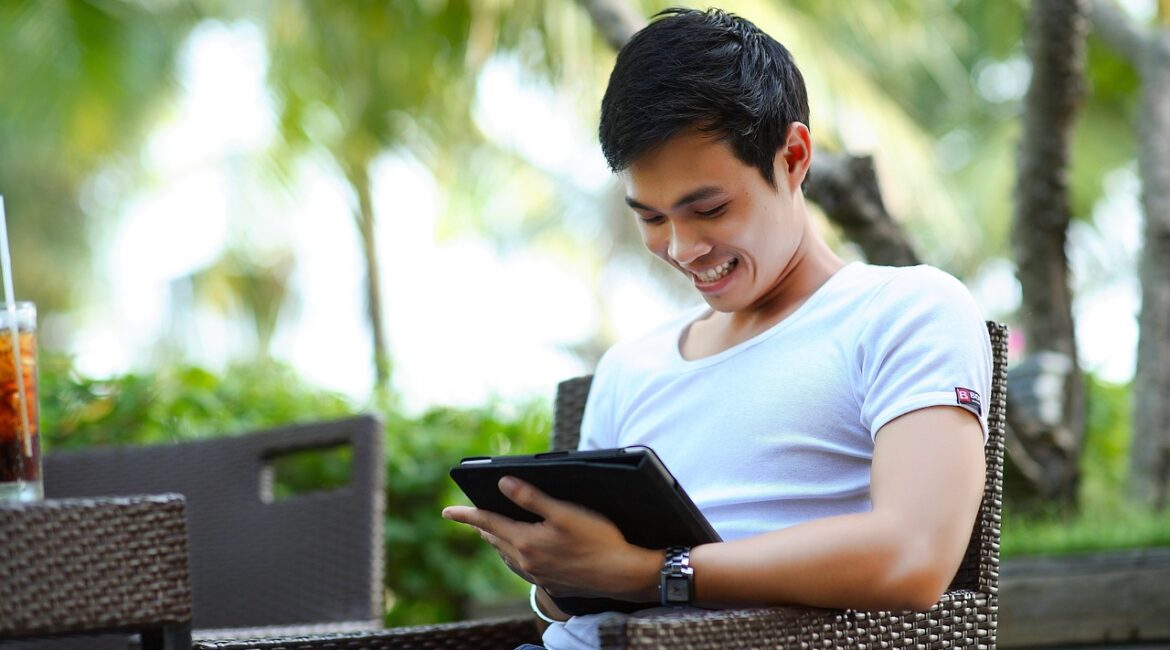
[449,446,721,615]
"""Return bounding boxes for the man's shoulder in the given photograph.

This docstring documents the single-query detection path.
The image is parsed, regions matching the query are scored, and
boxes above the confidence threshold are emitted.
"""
[833,263,974,313]
[798,264,981,348]
[834,262,961,292]
[844,264,985,347]
[871,264,975,309]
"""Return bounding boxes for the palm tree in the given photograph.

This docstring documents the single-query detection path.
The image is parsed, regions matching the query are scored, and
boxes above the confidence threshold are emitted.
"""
[1008,0,1089,507]
[0,1,200,314]
[1088,0,1170,509]
[259,0,611,389]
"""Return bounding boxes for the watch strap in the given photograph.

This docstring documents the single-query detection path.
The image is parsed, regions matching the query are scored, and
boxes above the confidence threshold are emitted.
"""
[660,545,694,607]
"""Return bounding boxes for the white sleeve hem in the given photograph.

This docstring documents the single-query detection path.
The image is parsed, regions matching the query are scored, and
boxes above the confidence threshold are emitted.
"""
[869,392,989,444]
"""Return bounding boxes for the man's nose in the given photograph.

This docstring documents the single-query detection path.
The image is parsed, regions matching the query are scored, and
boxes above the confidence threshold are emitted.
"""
[667,222,711,265]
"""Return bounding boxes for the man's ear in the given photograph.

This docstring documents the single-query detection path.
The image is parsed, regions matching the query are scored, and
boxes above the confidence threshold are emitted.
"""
[775,122,812,192]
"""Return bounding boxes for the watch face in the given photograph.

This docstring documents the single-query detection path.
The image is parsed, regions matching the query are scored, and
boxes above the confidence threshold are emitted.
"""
[666,578,690,602]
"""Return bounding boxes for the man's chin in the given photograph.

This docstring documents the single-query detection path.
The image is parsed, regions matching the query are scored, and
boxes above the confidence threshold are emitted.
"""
[699,295,738,313]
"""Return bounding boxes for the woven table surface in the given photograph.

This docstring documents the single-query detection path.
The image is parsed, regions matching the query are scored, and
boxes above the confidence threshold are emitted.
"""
[0,494,192,639]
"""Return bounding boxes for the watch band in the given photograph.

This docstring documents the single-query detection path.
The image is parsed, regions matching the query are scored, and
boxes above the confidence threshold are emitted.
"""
[660,545,694,607]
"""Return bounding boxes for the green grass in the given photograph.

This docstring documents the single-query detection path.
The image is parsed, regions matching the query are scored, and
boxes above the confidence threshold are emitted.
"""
[1002,502,1170,559]
[999,375,1170,559]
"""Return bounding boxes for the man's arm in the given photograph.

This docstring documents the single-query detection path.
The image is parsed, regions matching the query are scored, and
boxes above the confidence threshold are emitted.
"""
[690,404,985,610]
[443,404,984,611]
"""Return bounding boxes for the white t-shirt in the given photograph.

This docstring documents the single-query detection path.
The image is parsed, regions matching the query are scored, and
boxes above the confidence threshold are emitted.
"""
[543,262,992,649]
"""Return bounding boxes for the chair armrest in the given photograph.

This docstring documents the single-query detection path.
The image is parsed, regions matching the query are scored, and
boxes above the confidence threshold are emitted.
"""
[600,590,997,650]
[191,616,541,649]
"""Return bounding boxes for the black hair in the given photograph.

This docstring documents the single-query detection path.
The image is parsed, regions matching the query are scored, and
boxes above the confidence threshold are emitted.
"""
[599,7,810,187]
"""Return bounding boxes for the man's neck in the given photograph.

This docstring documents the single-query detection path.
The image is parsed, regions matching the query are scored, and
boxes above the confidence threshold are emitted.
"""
[680,237,846,361]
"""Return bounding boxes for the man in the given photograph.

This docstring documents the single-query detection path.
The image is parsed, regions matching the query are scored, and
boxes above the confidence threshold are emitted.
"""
[444,8,991,650]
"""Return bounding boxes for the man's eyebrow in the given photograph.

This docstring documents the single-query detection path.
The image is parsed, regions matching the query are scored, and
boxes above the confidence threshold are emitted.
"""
[625,185,726,212]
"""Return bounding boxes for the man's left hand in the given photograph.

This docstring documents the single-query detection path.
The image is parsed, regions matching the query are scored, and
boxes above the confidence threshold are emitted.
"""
[442,476,662,600]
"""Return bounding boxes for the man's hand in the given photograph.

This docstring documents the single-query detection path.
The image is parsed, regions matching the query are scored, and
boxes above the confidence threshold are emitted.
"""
[442,476,661,601]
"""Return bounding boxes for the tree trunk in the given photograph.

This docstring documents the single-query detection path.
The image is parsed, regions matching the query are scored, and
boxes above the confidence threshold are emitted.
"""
[573,0,921,267]
[1090,0,1170,508]
[805,153,921,266]
[349,165,392,389]
[1133,35,1170,509]
[1008,0,1088,506]
[574,0,644,50]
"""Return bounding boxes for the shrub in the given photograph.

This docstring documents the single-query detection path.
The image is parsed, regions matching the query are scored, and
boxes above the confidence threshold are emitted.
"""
[380,398,550,624]
[38,354,551,626]
[39,354,354,449]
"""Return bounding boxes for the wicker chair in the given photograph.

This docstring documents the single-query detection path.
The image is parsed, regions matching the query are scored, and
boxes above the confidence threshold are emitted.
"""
[0,495,193,650]
[191,618,542,650]
[195,322,1007,650]
[41,416,385,644]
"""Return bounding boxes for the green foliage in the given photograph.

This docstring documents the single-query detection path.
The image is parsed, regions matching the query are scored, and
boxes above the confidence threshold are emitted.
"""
[1000,374,1170,558]
[380,399,550,625]
[38,355,550,625]
[1078,373,1132,509]
[1070,39,1140,220]
[39,354,354,451]
[267,443,355,502]
[0,1,200,312]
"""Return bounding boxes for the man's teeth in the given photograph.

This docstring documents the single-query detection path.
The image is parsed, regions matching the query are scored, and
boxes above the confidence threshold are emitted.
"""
[695,259,736,283]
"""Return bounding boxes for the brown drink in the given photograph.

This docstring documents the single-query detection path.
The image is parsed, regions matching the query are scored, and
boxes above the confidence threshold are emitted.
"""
[0,302,39,501]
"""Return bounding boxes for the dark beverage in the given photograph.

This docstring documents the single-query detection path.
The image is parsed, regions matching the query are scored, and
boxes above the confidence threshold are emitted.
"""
[0,303,39,501]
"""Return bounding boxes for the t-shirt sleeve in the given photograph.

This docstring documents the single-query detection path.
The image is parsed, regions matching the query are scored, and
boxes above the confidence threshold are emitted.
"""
[855,266,992,442]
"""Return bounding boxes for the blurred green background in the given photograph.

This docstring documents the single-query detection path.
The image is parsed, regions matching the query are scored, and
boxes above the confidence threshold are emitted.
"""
[3,0,1168,626]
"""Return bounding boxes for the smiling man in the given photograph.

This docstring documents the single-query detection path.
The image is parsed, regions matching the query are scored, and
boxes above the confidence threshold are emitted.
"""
[443,8,993,650]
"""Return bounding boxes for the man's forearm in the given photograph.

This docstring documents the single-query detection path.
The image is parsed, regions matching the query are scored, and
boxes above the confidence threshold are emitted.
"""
[690,509,963,611]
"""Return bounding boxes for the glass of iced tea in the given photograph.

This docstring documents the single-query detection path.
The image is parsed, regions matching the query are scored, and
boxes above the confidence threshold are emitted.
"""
[0,302,39,501]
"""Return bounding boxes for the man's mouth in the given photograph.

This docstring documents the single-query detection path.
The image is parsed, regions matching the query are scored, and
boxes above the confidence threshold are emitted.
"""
[692,258,738,283]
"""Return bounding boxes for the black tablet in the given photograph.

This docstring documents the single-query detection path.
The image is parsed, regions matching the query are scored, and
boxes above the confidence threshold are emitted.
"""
[449,446,721,615]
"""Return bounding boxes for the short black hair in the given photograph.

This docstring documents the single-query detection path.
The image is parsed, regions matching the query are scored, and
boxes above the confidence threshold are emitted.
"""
[599,7,809,187]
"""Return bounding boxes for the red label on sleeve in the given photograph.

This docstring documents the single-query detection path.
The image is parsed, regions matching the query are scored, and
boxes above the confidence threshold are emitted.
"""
[955,387,982,416]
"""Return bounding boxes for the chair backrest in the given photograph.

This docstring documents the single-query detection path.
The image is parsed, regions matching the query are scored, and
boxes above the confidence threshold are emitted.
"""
[552,374,594,453]
[0,495,192,647]
[42,415,384,632]
[551,322,1008,595]
[950,321,1006,594]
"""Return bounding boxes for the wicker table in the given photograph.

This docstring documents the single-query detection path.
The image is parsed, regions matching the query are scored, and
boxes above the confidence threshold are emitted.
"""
[0,494,193,649]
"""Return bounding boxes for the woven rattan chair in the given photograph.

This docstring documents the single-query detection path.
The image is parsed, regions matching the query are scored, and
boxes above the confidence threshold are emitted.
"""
[193,322,1007,650]
[0,494,192,650]
[40,416,384,644]
[191,618,541,650]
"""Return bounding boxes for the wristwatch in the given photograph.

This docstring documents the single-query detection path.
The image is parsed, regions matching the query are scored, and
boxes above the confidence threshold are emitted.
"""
[660,545,694,607]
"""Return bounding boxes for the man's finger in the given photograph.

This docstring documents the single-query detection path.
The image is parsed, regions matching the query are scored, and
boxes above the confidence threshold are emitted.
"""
[442,504,523,540]
[497,476,580,522]
[478,528,513,554]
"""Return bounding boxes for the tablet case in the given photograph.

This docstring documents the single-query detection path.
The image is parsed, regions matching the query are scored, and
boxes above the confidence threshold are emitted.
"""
[449,446,720,615]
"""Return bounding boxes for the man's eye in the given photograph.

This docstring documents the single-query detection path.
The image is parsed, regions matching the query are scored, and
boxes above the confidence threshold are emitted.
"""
[696,203,728,217]
[639,214,665,225]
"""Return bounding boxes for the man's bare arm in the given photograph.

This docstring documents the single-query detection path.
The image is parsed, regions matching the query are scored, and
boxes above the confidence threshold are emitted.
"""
[690,405,985,610]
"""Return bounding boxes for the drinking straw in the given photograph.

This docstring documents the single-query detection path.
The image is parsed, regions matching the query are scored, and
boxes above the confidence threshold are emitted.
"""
[0,196,32,457]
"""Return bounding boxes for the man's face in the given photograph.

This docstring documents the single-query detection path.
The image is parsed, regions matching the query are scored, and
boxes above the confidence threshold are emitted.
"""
[622,128,806,314]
